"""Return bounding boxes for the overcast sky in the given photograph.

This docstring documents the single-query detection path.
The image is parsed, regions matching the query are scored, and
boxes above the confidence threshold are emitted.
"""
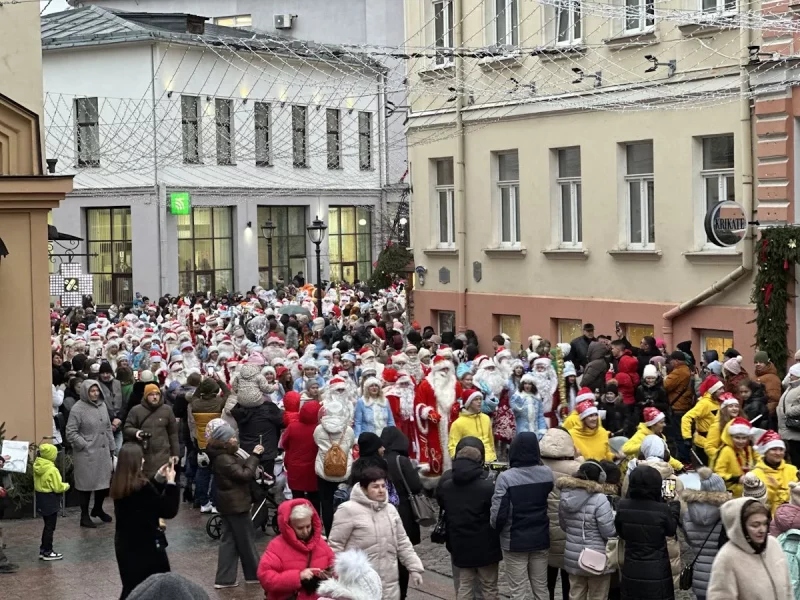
[42,0,72,14]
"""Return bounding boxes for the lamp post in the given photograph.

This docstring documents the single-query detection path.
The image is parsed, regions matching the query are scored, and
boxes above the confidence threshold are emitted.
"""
[306,216,327,317]
[260,219,277,288]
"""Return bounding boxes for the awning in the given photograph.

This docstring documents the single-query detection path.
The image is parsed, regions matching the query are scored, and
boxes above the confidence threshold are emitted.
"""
[48,225,82,242]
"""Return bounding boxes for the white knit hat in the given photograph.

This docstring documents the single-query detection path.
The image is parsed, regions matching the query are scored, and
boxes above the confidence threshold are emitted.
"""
[643,364,658,379]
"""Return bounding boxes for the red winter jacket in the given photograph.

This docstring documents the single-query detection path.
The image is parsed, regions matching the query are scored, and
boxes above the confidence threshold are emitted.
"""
[257,499,335,600]
[282,401,320,492]
[283,391,302,428]
[611,350,641,405]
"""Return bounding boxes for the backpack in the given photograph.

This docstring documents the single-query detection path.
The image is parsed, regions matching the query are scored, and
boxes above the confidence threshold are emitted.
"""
[778,529,800,600]
[323,430,348,479]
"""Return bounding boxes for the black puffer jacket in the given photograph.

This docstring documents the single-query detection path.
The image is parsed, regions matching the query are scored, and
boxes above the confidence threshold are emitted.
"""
[230,402,284,461]
[381,427,423,545]
[437,455,502,569]
[615,464,680,600]
[206,438,260,515]
[581,342,610,396]
[743,382,770,427]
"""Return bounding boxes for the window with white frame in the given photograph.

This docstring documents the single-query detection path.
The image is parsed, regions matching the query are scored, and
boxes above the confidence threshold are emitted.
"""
[435,158,455,247]
[702,136,735,244]
[498,151,521,246]
[495,0,519,46]
[625,0,654,33]
[254,102,271,167]
[557,147,582,246]
[433,0,455,65]
[181,95,200,164]
[215,98,233,165]
[556,0,582,45]
[702,0,735,13]
[75,97,100,167]
[625,141,655,248]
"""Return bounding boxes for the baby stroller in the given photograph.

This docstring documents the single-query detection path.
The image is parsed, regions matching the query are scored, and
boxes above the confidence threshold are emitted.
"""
[206,462,281,540]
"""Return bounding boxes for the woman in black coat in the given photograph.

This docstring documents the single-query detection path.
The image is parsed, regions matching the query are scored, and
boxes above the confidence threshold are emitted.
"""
[110,443,180,600]
[614,464,679,600]
[381,427,423,600]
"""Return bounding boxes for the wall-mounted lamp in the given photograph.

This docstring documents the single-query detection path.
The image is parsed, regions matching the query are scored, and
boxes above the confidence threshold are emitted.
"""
[242,98,248,104]
[46,158,58,174]
[167,91,173,98]
[644,55,677,78]
[571,68,602,88]
[246,221,252,229]
[206,96,213,102]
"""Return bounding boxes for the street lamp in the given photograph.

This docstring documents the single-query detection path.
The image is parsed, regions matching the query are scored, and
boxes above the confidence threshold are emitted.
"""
[261,219,277,288]
[306,216,327,317]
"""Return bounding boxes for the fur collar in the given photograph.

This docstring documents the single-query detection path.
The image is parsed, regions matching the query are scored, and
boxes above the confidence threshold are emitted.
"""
[556,476,605,493]
[601,482,620,497]
[681,489,731,506]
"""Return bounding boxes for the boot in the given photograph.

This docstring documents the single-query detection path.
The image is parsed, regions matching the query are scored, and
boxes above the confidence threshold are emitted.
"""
[80,513,96,529]
[183,486,194,504]
[91,507,113,523]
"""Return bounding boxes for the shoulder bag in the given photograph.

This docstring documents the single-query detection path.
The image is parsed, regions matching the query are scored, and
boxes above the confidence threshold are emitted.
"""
[394,454,437,526]
[430,509,447,544]
[679,518,720,590]
[578,509,607,575]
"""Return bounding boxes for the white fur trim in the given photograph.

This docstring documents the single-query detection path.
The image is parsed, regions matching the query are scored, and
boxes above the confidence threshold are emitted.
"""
[362,376,383,391]
[728,423,752,435]
[759,439,786,453]
[645,412,665,427]
[579,406,598,419]
[576,391,595,404]
[708,381,724,395]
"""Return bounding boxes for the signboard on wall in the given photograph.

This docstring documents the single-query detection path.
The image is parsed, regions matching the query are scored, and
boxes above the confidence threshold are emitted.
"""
[169,191,191,215]
[704,200,747,247]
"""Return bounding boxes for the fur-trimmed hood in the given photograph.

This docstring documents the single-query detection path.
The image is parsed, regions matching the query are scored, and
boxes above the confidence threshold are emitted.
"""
[559,475,607,513]
[681,489,730,507]
[683,489,729,527]
[556,476,605,494]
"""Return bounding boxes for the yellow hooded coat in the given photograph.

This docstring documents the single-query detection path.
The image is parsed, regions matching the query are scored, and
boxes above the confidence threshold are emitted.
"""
[622,422,684,472]
[753,458,798,516]
[712,422,757,498]
[568,421,614,461]
[680,392,719,448]
[33,444,70,494]
[448,411,497,462]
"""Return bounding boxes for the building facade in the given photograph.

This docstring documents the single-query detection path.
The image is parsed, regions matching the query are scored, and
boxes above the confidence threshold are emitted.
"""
[404,0,768,363]
[44,6,396,304]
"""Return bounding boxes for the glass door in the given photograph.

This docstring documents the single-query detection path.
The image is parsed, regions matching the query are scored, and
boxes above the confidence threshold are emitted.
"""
[342,263,357,284]
[195,272,214,295]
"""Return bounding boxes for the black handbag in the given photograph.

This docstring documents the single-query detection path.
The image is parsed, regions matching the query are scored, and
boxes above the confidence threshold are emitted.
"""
[679,519,719,590]
[394,455,437,526]
[430,510,447,544]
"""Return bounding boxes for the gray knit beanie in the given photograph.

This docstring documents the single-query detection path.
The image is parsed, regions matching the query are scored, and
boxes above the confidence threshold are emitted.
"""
[209,422,236,442]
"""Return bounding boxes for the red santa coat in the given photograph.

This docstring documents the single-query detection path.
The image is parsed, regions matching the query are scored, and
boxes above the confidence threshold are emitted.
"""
[414,374,462,476]
[386,388,420,461]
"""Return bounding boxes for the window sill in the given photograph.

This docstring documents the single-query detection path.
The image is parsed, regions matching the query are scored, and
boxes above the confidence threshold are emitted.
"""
[683,249,742,262]
[542,247,589,259]
[603,30,658,47]
[483,246,527,258]
[534,45,587,61]
[423,247,459,257]
[678,15,738,36]
[608,247,662,259]
[478,52,524,69]
[418,63,455,80]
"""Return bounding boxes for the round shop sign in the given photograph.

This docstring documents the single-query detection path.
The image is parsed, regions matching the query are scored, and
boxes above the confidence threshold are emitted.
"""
[704,200,747,247]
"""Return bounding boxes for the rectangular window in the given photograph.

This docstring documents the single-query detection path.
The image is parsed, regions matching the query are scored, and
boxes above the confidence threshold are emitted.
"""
[213,15,252,27]
[257,206,307,287]
[292,105,308,168]
[625,141,655,248]
[495,0,519,46]
[215,98,233,165]
[499,315,522,353]
[75,97,100,167]
[702,135,735,242]
[433,0,455,65]
[254,102,271,167]
[326,109,341,170]
[623,323,655,345]
[625,0,654,32]
[359,112,373,170]
[181,95,200,164]
[435,158,455,247]
[701,330,734,359]
[437,310,456,334]
[556,0,581,44]
[557,147,582,246]
[498,151,521,246]
[177,207,234,296]
[558,319,583,343]
[702,0,735,13]
[328,206,372,283]
[85,208,133,305]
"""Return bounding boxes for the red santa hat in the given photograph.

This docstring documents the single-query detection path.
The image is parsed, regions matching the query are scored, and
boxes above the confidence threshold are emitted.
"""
[106,329,119,340]
[576,387,595,404]
[89,331,102,341]
[577,400,598,420]
[719,393,739,410]
[756,429,785,454]
[460,388,482,410]
[76,323,87,332]
[495,347,512,361]
[329,376,348,391]
[397,373,413,386]
[643,407,665,427]
[198,314,207,324]
[359,347,375,360]
[699,375,724,397]
[382,368,399,385]
[431,355,452,371]
[728,417,752,436]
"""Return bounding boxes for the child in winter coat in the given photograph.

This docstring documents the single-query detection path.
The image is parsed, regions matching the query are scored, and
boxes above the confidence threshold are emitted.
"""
[753,430,798,517]
[599,380,626,436]
[558,461,616,598]
[33,443,70,560]
[681,468,728,600]
[510,374,547,439]
[631,366,669,436]
[317,549,383,600]
[713,417,756,497]
[449,389,497,462]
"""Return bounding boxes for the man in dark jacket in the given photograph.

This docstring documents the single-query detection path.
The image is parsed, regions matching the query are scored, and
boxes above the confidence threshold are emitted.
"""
[97,361,124,454]
[581,341,611,396]
[569,324,596,373]
[229,393,283,475]
[438,444,502,599]
[123,383,179,478]
[491,432,554,600]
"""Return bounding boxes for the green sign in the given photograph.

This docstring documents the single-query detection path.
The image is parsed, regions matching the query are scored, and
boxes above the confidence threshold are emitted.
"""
[170,191,191,215]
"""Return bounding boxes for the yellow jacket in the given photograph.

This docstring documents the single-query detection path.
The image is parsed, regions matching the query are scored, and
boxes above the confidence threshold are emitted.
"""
[681,392,719,447]
[32,444,69,494]
[704,415,725,467]
[713,422,757,498]
[562,411,581,432]
[448,411,497,462]
[622,422,684,472]
[754,459,799,516]
[569,422,614,462]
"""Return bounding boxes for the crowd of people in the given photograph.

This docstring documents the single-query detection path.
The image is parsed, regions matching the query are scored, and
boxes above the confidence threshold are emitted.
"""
[3,284,800,599]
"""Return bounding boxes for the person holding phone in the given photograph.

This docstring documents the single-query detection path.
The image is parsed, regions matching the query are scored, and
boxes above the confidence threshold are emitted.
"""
[111,443,180,599]
[123,384,179,479]
[257,499,335,599]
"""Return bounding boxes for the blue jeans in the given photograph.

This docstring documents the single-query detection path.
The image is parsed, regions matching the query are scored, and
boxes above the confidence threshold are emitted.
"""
[195,466,215,506]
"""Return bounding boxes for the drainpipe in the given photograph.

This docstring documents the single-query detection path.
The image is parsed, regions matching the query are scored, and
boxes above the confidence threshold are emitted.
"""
[661,17,754,347]
[150,43,167,296]
[455,0,467,332]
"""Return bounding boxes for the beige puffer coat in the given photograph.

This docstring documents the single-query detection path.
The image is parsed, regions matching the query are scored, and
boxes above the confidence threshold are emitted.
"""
[540,428,583,569]
[328,484,424,600]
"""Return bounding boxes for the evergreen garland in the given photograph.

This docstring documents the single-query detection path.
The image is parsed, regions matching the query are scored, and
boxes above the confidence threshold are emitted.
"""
[751,226,800,378]
[368,242,413,292]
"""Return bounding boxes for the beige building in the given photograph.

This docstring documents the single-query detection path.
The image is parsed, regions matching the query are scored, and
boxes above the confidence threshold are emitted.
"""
[0,2,72,442]
[404,0,765,363]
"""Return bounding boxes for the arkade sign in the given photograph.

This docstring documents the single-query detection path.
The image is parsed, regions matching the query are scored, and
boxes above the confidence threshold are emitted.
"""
[704,200,747,247]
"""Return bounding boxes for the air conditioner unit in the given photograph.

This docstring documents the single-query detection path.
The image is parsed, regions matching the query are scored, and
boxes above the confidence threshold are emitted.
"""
[274,14,294,29]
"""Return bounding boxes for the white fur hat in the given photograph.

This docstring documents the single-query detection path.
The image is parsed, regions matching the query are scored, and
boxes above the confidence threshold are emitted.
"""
[316,550,382,600]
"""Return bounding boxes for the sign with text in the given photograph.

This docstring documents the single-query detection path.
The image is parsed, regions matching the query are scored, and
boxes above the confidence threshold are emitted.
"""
[704,200,747,247]
[170,191,191,215]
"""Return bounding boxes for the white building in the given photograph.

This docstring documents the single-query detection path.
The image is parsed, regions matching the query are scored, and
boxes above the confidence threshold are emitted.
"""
[44,6,400,304]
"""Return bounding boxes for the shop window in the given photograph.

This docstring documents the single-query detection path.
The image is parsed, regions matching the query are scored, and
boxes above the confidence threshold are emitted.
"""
[701,330,734,358]
[257,206,307,287]
[328,206,372,283]
[622,323,655,344]
[85,207,133,305]
[177,207,233,296]
[558,319,583,343]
